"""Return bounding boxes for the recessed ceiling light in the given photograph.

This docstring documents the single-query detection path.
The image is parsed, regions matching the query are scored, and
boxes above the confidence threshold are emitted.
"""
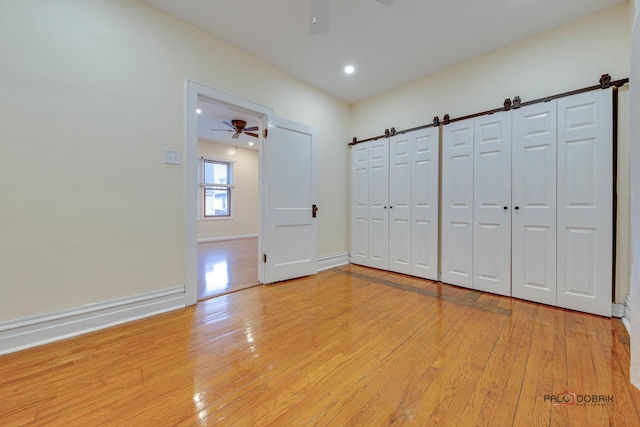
[344,65,355,74]
[196,108,202,114]
[248,142,254,146]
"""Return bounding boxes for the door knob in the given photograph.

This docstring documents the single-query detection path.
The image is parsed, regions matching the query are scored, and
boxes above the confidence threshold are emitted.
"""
[503,206,508,210]
[515,206,520,210]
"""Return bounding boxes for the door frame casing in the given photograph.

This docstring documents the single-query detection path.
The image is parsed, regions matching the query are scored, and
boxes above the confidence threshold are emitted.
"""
[185,80,273,305]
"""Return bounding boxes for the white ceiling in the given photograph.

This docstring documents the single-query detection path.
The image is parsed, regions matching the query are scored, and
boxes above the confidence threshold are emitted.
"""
[197,98,261,150]
[143,0,625,104]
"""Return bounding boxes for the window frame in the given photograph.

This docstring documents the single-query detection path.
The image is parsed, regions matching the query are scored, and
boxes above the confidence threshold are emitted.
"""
[200,158,233,219]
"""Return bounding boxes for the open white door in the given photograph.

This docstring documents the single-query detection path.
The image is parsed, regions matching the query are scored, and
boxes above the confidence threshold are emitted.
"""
[262,116,318,284]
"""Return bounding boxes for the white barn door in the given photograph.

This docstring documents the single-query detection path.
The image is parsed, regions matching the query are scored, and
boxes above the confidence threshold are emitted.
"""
[442,119,474,288]
[368,139,389,270]
[263,116,318,284]
[557,90,613,316]
[351,142,370,267]
[389,135,412,274]
[511,102,557,306]
[411,127,440,280]
[473,112,512,296]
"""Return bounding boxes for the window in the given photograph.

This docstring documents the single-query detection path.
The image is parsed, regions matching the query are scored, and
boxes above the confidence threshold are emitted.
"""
[202,159,232,218]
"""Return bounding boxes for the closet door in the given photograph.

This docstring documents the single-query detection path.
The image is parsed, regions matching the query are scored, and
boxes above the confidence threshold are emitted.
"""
[442,119,474,288]
[389,135,412,274]
[411,127,440,280]
[557,90,612,316]
[350,142,370,267]
[368,138,389,270]
[512,101,557,306]
[473,112,512,296]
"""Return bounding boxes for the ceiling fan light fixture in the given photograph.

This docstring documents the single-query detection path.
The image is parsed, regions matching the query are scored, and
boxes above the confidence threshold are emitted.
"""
[211,118,259,139]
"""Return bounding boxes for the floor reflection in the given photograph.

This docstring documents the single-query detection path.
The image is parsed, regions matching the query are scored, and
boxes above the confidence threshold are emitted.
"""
[197,237,260,300]
[204,261,229,292]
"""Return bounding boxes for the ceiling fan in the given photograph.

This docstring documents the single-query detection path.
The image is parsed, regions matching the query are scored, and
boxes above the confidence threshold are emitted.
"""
[310,0,394,35]
[211,119,259,139]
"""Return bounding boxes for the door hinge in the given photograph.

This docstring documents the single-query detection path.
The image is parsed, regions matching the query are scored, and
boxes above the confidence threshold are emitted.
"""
[312,204,318,218]
[263,128,268,139]
[263,253,267,263]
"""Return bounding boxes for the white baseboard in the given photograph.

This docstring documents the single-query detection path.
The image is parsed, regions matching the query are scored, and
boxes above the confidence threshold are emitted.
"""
[317,251,350,271]
[0,287,185,356]
[198,234,258,243]
[623,294,631,334]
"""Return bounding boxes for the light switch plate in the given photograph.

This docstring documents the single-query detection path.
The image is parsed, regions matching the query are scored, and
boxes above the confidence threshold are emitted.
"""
[164,149,181,165]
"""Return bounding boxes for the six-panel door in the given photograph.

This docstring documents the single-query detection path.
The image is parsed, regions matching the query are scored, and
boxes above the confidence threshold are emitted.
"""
[410,128,439,280]
[442,120,474,288]
[557,90,612,316]
[368,139,390,270]
[350,90,613,317]
[473,111,512,296]
[511,101,558,306]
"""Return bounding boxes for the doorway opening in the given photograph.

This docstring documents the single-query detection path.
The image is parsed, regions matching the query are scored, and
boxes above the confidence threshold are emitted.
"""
[185,81,273,306]
[196,98,261,300]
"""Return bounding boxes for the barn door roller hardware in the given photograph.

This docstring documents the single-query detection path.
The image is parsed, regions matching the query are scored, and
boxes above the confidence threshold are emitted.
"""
[441,74,628,126]
[348,117,441,147]
[349,74,628,145]
[508,74,627,111]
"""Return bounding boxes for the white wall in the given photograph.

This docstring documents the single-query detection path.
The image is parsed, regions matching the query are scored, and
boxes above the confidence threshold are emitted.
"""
[630,0,640,390]
[0,0,350,322]
[351,4,630,136]
[350,3,632,302]
[197,141,258,241]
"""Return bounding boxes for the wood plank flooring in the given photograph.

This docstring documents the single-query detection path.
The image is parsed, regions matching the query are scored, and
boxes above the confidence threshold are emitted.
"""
[198,237,259,301]
[1,264,638,426]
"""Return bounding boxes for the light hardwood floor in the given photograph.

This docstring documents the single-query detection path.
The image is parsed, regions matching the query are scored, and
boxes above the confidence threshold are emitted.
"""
[198,237,259,301]
[1,264,638,426]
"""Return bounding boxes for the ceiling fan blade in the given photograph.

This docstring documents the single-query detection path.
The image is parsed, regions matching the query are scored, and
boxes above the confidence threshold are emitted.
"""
[244,126,259,132]
[373,0,394,5]
[309,0,329,35]
[245,132,259,138]
[211,128,234,132]
[223,121,234,128]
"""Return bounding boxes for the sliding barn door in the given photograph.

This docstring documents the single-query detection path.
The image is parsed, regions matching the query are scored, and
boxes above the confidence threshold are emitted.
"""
[411,127,440,280]
[351,142,369,267]
[442,119,474,288]
[473,112,512,296]
[368,138,389,270]
[511,102,557,306]
[389,135,412,274]
[557,90,613,316]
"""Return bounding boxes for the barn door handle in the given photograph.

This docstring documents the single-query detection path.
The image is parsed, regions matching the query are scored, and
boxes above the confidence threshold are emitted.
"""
[312,204,319,218]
